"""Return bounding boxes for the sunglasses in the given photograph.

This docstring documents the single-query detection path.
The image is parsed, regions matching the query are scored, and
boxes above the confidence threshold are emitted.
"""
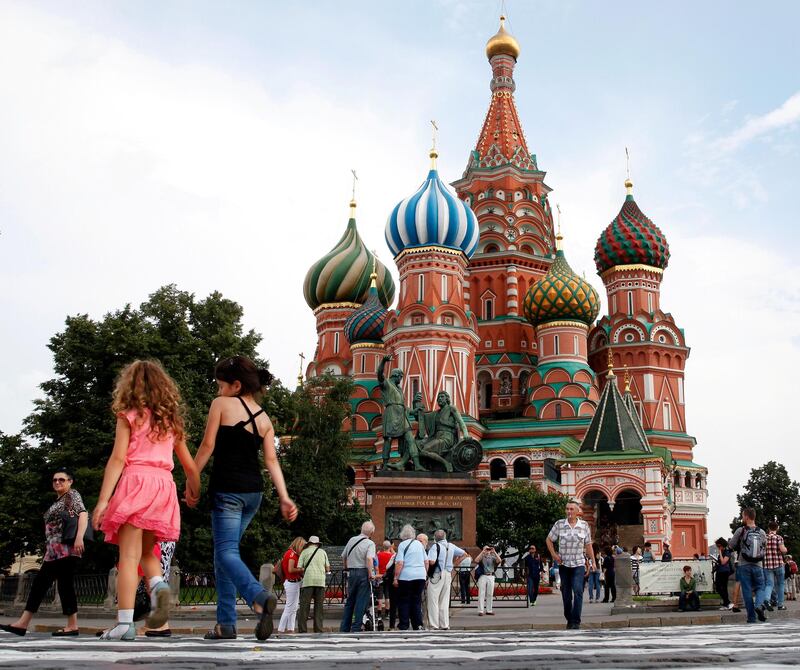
[52,477,69,483]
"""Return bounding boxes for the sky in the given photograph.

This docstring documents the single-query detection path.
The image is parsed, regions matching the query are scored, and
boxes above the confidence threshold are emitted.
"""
[0,0,798,541]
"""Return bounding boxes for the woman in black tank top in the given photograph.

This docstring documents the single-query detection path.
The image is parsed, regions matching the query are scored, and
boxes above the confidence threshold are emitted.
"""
[194,356,298,641]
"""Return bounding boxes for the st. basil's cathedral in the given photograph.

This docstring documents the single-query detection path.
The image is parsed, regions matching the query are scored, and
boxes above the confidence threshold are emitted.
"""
[301,18,708,558]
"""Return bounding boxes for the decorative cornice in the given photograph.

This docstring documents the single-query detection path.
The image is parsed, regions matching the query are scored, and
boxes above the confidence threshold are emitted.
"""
[535,320,589,332]
[349,342,385,351]
[313,302,360,316]
[394,245,468,262]
[600,264,664,280]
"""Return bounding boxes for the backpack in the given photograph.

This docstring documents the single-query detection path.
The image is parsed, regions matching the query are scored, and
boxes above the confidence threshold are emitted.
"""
[739,526,765,562]
[790,560,798,575]
[274,556,285,582]
[427,543,443,581]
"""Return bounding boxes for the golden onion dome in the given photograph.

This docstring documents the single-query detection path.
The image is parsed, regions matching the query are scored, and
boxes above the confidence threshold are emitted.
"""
[486,15,520,61]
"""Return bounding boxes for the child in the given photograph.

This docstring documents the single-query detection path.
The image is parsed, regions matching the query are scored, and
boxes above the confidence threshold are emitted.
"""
[93,360,200,641]
[194,355,298,641]
[678,565,700,612]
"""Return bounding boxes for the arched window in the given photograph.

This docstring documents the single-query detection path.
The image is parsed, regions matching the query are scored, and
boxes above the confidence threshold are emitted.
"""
[674,472,681,488]
[513,458,531,479]
[695,474,703,489]
[345,466,356,487]
[555,403,562,419]
[485,244,500,253]
[684,472,692,488]
[490,459,506,481]
[483,297,494,320]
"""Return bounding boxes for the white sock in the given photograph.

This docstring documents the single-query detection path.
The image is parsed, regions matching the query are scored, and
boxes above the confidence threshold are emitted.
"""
[149,576,164,590]
[102,610,133,639]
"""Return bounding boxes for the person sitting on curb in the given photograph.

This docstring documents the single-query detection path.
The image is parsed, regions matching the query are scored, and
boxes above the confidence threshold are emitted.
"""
[678,565,700,612]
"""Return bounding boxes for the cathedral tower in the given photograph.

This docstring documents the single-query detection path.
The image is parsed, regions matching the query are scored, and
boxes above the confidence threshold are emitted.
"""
[383,148,480,415]
[452,17,556,418]
[303,200,395,379]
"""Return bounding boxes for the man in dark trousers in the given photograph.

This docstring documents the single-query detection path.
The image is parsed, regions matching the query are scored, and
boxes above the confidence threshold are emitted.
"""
[523,545,544,606]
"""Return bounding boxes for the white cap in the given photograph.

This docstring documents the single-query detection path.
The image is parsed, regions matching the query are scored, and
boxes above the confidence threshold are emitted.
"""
[308,535,321,544]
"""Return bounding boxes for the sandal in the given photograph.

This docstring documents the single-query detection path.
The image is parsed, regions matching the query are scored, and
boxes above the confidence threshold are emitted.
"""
[0,624,26,636]
[203,624,237,640]
[144,629,171,637]
[99,622,136,641]
[145,582,171,629]
[52,628,80,637]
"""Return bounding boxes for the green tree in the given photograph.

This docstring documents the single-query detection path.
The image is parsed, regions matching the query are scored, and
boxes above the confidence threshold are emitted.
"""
[477,481,568,556]
[730,461,800,555]
[0,433,49,571]
[277,376,367,550]
[21,285,265,572]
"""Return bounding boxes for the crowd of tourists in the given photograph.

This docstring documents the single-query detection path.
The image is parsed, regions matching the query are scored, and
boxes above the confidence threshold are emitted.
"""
[0,355,795,639]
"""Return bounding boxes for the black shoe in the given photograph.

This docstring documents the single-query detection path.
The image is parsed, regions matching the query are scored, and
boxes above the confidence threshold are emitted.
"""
[778,606,787,610]
[204,624,237,640]
[52,629,80,637]
[255,592,277,641]
[0,625,26,637]
[764,602,774,612]
[732,607,741,613]
[145,629,172,638]
[755,606,767,622]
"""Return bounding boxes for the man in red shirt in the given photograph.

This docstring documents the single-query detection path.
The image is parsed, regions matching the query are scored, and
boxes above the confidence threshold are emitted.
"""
[376,540,395,622]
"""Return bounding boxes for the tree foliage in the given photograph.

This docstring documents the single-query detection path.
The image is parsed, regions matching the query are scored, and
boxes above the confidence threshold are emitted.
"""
[730,461,800,554]
[0,433,49,570]
[276,376,368,551]
[476,481,568,556]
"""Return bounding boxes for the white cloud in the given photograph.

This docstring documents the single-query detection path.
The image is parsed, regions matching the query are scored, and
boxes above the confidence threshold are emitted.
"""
[715,91,800,153]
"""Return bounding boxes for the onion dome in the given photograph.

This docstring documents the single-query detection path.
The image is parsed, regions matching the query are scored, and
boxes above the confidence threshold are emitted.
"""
[303,202,396,311]
[344,272,387,346]
[385,151,479,259]
[486,15,520,61]
[523,238,600,327]
[594,180,670,274]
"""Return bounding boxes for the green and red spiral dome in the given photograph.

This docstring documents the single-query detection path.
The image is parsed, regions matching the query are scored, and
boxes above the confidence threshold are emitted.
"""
[344,280,387,345]
[594,181,670,274]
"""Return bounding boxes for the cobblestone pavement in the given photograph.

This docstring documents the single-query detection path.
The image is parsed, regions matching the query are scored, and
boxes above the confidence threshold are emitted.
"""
[1,620,799,669]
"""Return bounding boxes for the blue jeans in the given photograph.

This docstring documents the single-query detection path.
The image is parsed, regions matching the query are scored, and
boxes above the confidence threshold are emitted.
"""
[526,575,540,603]
[211,492,267,626]
[559,565,585,625]
[587,571,601,600]
[737,561,766,622]
[341,568,371,632]
[764,566,785,607]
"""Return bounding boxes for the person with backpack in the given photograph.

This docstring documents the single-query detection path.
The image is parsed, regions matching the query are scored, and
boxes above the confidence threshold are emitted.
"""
[426,529,465,630]
[785,555,797,601]
[296,536,330,633]
[339,521,377,633]
[729,507,768,623]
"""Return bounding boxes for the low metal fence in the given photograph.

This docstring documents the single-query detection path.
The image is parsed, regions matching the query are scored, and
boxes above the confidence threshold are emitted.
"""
[0,573,107,606]
[448,565,529,607]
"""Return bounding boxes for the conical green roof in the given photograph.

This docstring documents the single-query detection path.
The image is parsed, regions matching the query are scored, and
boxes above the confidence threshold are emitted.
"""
[579,372,651,454]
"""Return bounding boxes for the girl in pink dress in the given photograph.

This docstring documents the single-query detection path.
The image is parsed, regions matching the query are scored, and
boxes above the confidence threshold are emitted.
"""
[93,360,200,640]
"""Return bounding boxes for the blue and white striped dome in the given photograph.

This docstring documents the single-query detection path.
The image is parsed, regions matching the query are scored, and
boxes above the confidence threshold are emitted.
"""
[385,165,479,258]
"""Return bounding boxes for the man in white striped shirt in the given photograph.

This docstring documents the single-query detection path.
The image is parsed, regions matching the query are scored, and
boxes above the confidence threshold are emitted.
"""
[547,501,595,630]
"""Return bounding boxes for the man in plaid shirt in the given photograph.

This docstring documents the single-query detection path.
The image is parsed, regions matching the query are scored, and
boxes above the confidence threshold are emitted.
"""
[547,501,595,630]
[763,521,788,610]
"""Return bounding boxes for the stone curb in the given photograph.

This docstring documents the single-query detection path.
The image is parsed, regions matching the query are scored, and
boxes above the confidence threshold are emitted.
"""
[32,608,800,635]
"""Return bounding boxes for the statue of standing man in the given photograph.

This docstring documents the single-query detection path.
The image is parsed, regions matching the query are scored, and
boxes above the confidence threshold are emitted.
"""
[377,354,424,471]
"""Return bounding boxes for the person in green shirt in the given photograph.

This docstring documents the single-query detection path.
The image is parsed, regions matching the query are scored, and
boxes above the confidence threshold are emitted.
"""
[296,536,330,633]
[678,565,700,612]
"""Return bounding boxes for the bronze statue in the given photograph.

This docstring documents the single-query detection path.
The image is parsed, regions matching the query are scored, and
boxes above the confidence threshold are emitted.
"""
[377,356,483,473]
[414,391,468,472]
[377,354,423,470]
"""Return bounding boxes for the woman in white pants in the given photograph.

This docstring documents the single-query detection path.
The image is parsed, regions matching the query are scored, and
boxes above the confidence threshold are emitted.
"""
[278,537,307,633]
[475,546,500,615]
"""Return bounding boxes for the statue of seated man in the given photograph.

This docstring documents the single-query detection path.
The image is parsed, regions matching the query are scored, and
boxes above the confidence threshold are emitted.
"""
[415,391,469,472]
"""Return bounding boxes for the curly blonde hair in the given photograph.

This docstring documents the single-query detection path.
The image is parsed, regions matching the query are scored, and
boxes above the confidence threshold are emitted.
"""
[112,360,185,442]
